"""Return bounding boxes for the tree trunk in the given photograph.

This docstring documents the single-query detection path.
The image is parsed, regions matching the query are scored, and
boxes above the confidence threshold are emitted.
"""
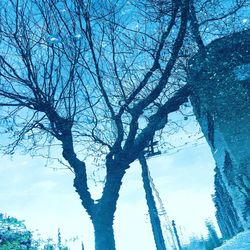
[93,218,116,250]
[139,154,166,250]
[61,137,127,249]
[73,156,127,250]
[90,162,127,250]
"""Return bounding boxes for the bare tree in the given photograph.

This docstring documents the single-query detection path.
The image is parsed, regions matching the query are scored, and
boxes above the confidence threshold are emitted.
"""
[0,1,190,248]
[0,0,248,249]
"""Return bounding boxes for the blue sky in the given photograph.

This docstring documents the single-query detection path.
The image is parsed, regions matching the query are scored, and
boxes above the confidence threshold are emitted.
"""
[0,137,217,249]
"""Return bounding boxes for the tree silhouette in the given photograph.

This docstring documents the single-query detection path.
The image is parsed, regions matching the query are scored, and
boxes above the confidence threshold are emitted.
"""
[0,0,248,249]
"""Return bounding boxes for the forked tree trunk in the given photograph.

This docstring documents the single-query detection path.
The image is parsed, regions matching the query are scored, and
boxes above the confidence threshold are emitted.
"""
[139,154,166,250]
[73,156,127,249]
[61,137,127,249]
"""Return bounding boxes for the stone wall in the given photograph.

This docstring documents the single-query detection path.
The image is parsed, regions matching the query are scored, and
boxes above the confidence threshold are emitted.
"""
[188,29,250,238]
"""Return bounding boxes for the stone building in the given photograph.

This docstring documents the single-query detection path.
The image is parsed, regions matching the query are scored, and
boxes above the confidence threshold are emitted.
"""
[188,29,250,238]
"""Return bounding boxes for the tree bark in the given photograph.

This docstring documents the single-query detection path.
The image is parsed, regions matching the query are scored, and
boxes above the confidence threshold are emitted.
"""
[93,217,116,250]
[139,154,166,250]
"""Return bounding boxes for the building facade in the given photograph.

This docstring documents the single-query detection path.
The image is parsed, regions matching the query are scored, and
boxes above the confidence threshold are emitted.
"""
[188,30,250,238]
